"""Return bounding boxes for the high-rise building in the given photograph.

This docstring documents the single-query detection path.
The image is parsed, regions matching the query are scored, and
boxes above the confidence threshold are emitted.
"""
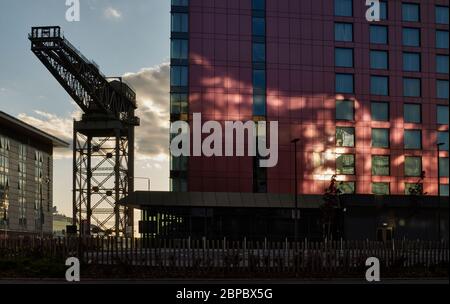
[170,0,449,197]
[0,111,68,237]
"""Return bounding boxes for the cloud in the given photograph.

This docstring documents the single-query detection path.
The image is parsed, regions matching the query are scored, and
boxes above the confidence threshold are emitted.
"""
[104,7,122,19]
[16,62,171,161]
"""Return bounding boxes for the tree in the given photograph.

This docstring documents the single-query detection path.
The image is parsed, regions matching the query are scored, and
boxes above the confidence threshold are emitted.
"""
[321,175,342,240]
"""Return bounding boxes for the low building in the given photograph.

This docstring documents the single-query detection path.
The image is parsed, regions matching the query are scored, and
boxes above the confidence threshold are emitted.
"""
[52,209,73,237]
[0,111,69,237]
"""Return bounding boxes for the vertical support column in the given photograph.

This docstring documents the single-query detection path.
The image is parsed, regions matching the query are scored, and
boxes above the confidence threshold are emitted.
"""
[115,129,121,237]
[127,125,135,238]
[86,136,92,236]
[72,124,77,227]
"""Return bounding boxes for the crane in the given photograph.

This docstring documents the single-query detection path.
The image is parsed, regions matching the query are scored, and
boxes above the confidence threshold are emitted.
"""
[29,26,140,237]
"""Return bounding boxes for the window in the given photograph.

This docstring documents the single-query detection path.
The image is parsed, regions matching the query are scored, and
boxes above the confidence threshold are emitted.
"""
[440,184,449,196]
[437,80,449,99]
[437,105,449,125]
[336,73,354,93]
[336,100,354,121]
[252,0,265,10]
[171,13,188,32]
[336,154,355,175]
[440,157,449,177]
[172,0,188,6]
[438,132,449,151]
[404,130,422,149]
[253,69,266,93]
[338,182,355,194]
[336,127,355,147]
[371,102,389,121]
[335,23,353,42]
[436,55,449,73]
[405,183,422,195]
[403,78,421,97]
[403,28,420,46]
[170,66,188,86]
[380,1,388,20]
[372,155,390,176]
[334,0,352,17]
[170,93,188,114]
[335,48,353,68]
[171,39,188,60]
[372,183,390,195]
[436,30,449,49]
[171,178,187,192]
[171,155,188,171]
[371,76,389,96]
[253,95,266,116]
[404,104,421,123]
[402,3,420,22]
[253,43,266,62]
[403,52,420,72]
[436,6,449,24]
[370,50,388,69]
[370,25,388,44]
[372,128,389,148]
[405,156,422,177]
[252,17,265,36]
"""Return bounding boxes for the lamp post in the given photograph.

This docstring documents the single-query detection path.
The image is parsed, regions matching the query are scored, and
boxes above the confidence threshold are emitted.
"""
[291,138,300,243]
[437,142,444,241]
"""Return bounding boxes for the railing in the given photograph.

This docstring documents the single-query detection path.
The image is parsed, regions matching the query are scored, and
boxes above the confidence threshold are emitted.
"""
[1,237,448,277]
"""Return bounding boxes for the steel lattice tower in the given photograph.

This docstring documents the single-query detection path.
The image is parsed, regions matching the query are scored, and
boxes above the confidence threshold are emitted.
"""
[29,26,139,236]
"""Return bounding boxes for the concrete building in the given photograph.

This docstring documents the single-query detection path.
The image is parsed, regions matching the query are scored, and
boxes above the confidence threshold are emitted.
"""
[124,0,450,241]
[0,111,68,237]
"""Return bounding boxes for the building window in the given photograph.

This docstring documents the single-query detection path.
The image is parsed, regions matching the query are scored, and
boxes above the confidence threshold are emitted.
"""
[335,73,354,93]
[253,69,266,93]
[335,48,353,68]
[370,50,388,69]
[335,23,353,42]
[436,30,449,49]
[372,128,390,148]
[440,184,449,196]
[371,102,389,121]
[405,183,422,195]
[171,39,188,60]
[372,155,390,176]
[336,154,355,175]
[404,156,422,177]
[0,136,10,227]
[170,66,188,86]
[171,155,188,171]
[338,182,355,194]
[370,25,388,44]
[18,144,27,226]
[436,6,449,24]
[252,43,266,63]
[252,0,265,10]
[402,3,420,22]
[436,55,449,73]
[171,13,188,33]
[253,95,266,116]
[404,104,421,124]
[380,1,388,20]
[370,75,389,96]
[336,100,354,121]
[403,78,421,97]
[437,80,449,99]
[171,178,187,192]
[404,130,422,149]
[440,157,449,177]
[403,52,420,72]
[336,127,355,147]
[170,93,188,115]
[334,0,352,17]
[438,131,449,151]
[372,182,390,195]
[437,105,449,125]
[172,0,188,6]
[252,17,265,36]
[403,27,420,46]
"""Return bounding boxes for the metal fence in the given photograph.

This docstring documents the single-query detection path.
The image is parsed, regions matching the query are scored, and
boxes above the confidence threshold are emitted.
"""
[1,237,449,276]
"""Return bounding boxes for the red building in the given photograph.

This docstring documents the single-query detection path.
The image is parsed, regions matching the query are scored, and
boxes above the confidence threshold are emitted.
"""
[170,0,449,198]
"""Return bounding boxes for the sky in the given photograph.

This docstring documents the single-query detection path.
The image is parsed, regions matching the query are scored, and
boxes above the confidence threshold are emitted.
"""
[0,0,172,217]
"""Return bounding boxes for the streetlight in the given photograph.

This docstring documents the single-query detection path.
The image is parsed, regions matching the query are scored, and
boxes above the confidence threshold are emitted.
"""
[291,138,300,243]
[437,142,445,241]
